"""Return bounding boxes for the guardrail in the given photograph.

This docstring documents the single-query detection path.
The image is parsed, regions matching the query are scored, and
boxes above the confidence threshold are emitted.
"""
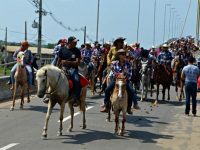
[0,57,53,101]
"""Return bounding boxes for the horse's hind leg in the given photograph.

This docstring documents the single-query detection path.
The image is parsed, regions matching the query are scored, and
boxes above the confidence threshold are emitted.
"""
[57,102,65,136]
[167,86,170,100]
[114,111,119,135]
[67,102,74,132]
[20,88,24,110]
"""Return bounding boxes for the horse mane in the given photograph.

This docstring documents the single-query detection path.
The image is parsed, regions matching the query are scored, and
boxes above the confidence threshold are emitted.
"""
[37,65,61,77]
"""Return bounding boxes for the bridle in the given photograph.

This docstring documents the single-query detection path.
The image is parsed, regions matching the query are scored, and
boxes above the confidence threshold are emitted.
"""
[44,70,62,95]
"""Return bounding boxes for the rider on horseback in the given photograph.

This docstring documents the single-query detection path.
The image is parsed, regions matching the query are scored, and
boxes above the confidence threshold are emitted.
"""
[157,44,174,85]
[57,36,81,107]
[100,49,139,114]
[10,41,33,90]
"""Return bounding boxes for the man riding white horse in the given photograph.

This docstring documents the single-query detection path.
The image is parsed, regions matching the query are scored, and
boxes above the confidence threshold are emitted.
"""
[57,36,81,107]
[9,41,33,90]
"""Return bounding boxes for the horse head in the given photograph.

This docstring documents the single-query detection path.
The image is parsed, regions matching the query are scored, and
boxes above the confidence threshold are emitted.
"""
[36,68,48,98]
[17,51,25,67]
[141,60,149,75]
[115,73,127,98]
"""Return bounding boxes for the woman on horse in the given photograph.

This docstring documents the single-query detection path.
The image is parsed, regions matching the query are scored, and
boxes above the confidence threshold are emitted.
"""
[100,49,139,114]
[10,41,33,90]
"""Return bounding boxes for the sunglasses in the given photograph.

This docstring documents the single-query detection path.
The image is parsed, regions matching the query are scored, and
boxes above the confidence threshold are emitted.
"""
[118,53,126,56]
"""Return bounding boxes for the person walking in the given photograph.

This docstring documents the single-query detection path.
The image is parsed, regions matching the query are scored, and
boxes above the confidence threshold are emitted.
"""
[181,56,199,116]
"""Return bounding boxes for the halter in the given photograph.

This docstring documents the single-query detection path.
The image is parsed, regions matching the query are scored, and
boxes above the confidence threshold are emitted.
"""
[45,70,62,95]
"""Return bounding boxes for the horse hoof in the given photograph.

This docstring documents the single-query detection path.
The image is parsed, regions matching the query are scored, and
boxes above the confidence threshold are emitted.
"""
[27,99,30,103]
[82,125,86,129]
[41,134,47,139]
[10,107,14,111]
[57,131,62,136]
[20,105,23,110]
[106,118,111,122]
[67,128,72,132]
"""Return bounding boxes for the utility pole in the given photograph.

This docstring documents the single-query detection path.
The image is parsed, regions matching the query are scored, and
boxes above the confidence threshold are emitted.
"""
[3,27,8,75]
[136,0,141,43]
[196,0,200,46]
[37,0,42,67]
[25,21,27,41]
[84,26,86,45]
[96,0,100,42]
[163,4,170,43]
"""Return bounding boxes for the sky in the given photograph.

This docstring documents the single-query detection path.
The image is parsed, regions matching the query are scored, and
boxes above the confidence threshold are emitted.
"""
[0,0,198,48]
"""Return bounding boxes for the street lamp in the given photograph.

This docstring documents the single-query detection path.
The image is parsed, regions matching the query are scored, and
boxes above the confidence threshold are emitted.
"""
[153,0,157,46]
[96,0,100,42]
[171,10,176,38]
[168,7,175,40]
[136,0,141,42]
[163,4,171,43]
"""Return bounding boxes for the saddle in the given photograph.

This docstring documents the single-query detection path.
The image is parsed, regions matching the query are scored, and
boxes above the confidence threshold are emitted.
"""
[67,73,89,92]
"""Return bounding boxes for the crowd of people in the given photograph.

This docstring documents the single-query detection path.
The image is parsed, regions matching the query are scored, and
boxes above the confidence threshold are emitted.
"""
[8,35,200,116]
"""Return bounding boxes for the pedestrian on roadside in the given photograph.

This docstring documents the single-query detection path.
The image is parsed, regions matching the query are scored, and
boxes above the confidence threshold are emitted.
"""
[181,56,200,116]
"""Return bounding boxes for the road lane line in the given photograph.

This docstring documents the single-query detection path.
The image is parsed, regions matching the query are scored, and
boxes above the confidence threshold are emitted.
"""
[0,143,19,150]
[58,106,94,123]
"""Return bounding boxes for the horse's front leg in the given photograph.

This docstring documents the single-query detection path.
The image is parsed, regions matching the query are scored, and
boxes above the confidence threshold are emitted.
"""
[67,102,74,132]
[19,86,25,110]
[57,102,65,136]
[27,85,30,103]
[114,111,119,135]
[10,84,17,111]
[154,84,159,105]
[167,86,170,100]
[42,101,53,139]
[119,111,126,136]
[162,86,166,101]
[140,78,144,101]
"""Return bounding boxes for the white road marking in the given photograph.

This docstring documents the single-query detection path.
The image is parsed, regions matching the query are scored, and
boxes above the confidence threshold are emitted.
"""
[58,106,94,123]
[0,143,19,150]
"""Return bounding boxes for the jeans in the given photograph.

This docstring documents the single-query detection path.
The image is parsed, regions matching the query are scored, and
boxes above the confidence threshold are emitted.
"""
[69,68,81,100]
[185,82,197,115]
[11,64,33,85]
[51,55,58,66]
[103,80,137,108]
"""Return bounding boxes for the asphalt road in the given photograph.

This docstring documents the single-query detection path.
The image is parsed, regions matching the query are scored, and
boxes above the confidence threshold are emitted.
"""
[0,87,200,150]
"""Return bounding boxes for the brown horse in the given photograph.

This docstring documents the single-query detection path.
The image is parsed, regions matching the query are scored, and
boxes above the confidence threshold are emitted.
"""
[153,62,171,104]
[10,51,30,111]
[36,65,87,138]
[172,57,185,101]
[110,73,128,136]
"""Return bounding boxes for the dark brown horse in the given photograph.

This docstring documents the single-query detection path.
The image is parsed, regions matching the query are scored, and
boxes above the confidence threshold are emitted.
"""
[153,62,171,104]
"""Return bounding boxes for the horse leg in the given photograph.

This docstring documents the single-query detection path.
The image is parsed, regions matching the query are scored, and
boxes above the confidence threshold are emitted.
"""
[167,86,170,100]
[20,86,24,110]
[145,84,148,101]
[27,85,30,103]
[42,101,54,138]
[140,78,144,101]
[162,86,166,101]
[67,102,74,132]
[10,84,17,111]
[80,88,86,129]
[119,111,126,136]
[154,84,159,105]
[114,111,119,135]
[57,102,65,136]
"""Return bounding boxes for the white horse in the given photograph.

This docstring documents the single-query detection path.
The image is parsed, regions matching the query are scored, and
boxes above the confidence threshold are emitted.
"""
[140,60,151,101]
[36,65,87,138]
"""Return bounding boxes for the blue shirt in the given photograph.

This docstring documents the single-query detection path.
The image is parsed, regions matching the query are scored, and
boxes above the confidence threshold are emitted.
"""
[13,49,33,65]
[111,60,132,80]
[182,64,199,84]
[157,50,173,64]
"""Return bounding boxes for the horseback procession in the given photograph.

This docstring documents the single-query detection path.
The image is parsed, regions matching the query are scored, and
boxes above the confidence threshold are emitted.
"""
[7,35,200,137]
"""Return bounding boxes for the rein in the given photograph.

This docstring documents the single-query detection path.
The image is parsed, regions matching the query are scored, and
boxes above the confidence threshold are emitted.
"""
[45,71,62,95]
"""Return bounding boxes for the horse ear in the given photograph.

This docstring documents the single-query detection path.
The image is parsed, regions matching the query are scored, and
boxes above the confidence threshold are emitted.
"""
[44,70,47,76]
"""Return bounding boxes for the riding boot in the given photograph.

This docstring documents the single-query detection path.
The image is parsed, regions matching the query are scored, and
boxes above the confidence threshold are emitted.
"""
[43,94,50,104]
[127,107,133,115]
[73,98,80,107]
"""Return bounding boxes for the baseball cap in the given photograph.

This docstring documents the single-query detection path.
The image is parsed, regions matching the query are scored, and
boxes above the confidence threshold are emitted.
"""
[68,36,79,42]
